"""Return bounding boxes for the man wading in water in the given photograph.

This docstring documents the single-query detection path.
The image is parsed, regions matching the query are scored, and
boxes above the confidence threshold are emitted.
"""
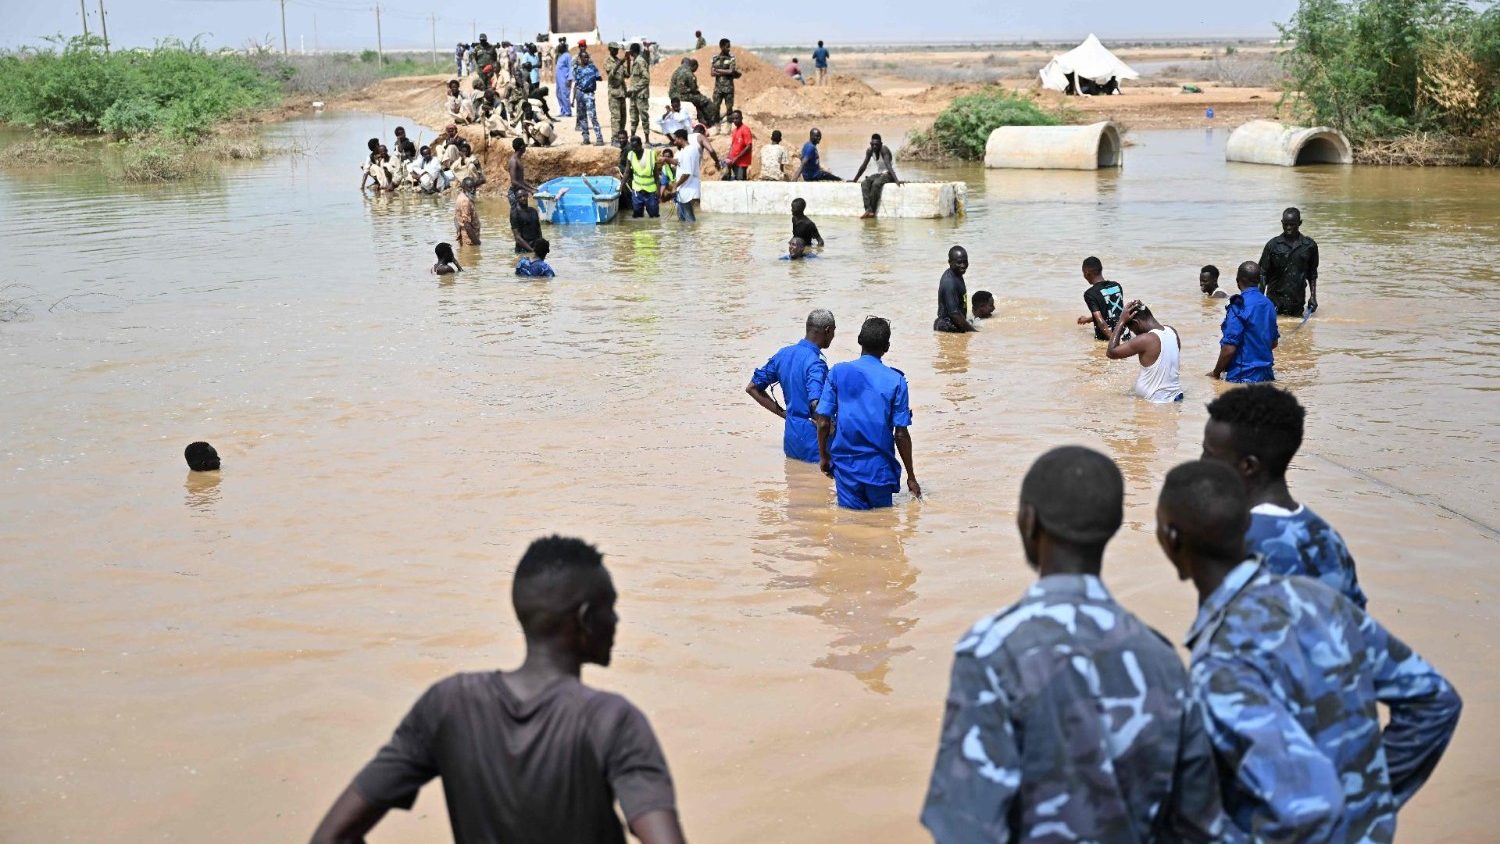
[1259,207,1320,317]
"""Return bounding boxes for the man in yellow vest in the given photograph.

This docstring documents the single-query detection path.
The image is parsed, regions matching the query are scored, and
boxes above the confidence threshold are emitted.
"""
[624,135,663,218]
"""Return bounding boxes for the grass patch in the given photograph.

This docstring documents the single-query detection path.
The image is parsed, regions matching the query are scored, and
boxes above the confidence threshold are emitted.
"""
[4,136,96,164]
[905,87,1070,160]
[120,137,206,182]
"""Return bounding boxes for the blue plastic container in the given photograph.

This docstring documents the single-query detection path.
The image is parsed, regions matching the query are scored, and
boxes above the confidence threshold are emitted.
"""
[533,176,622,224]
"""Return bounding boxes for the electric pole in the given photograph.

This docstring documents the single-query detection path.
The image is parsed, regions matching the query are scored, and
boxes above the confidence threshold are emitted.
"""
[279,0,288,55]
[98,0,110,53]
[430,14,437,67]
[313,14,319,54]
[374,4,384,67]
[79,0,90,39]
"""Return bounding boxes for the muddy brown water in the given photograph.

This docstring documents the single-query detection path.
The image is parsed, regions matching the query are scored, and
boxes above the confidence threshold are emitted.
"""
[1,114,1497,841]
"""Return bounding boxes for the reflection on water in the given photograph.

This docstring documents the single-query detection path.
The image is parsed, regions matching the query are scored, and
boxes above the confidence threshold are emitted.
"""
[1,114,1498,842]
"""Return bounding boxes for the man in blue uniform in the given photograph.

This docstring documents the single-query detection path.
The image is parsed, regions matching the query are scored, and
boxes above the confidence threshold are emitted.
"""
[815,317,920,509]
[1156,460,1462,842]
[745,309,835,463]
[1209,260,1279,382]
[1203,383,1366,607]
[922,446,1228,843]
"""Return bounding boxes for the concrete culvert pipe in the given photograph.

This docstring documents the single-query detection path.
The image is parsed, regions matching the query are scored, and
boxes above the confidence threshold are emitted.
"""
[984,121,1122,170]
[1225,120,1353,167]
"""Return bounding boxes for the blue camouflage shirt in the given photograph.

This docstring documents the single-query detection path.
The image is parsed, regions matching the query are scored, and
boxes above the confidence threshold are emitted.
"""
[817,354,911,491]
[1248,503,1367,609]
[750,338,828,463]
[1187,560,1462,843]
[1220,287,1278,383]
[923,574,1229,844]
[515,257,555,278]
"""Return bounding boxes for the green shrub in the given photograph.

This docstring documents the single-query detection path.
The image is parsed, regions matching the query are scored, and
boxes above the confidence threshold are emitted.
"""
[911,88,1062,160]
[120,136,204,182]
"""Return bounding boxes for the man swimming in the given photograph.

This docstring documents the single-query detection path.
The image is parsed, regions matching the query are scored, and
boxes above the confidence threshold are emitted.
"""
[970,290,995,320]
[780,237,817,261]
[1200,264,1228,299]
[745,309,835,463]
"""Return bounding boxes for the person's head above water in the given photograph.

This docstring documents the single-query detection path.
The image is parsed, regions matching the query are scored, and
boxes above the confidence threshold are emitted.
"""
[948,245,968,276]
[1235,260,1260,291]
[531,237,550,260]
[791,197,807,216]
[1082,256,1104,283]
[1202,384,1305,490]
[185,441,220,472]
[857,316,891,358]
[787,237,807,259]
[805,308,835,349]
[1281,206,1302,238]
[972,290,995,318]
[435,242,457,265]
[511,535,617,666]
[1199,264,1221,294]
[1155,459,1250,585]
[1017,445,1123,575]
[460,176,477,194]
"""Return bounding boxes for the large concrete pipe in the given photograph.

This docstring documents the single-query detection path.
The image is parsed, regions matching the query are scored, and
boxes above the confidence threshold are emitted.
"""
[984,121,1122,170]
[1225,120,1352,166]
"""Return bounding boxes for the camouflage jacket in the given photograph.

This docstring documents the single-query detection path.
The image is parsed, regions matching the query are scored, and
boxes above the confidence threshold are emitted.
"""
[922,574,1228,843]
[603,54,627,96]
[710,52,737,94]
[669,65,701,99]
[1247,502,1367,608]
[1187,560,1462,843]
[625,54,650,94]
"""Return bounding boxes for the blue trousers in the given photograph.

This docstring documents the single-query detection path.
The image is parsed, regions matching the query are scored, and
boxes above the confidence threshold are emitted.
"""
[575,92,602,142]
[556,80,573,116]
[631,190,660,218]
[676,199,696,222]
[834,472,894,510]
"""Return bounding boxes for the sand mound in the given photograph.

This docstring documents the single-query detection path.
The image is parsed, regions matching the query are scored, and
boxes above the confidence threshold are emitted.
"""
[650,46,798,101]
[824,74,878,95]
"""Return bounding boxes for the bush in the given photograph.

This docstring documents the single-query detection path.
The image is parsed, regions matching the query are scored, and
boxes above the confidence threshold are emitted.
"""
[120,136,204,182]
[907,88,1063,160]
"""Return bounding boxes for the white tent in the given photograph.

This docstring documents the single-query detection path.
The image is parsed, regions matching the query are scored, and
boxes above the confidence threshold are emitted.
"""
[1039,34,1139,94]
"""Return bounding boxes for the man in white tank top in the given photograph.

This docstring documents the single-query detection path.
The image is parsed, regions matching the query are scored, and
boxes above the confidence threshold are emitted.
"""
[1105,300,1183,403]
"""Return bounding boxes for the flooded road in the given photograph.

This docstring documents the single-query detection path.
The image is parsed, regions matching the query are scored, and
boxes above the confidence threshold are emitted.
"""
[1,113,1497,841]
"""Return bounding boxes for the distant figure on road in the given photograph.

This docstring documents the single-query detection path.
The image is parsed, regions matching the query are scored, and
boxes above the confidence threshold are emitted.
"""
[1259,207,1319,316]
[1209,261,1279,383]
[812,41,830,85]
[849,134,900,218]
[934,246,976,333]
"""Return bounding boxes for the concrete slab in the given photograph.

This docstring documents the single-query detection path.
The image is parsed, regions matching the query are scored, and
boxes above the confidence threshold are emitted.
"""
[699,180,967,218]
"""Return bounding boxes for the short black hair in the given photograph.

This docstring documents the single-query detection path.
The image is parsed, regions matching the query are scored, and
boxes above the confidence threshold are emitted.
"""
[771,129,782,143]
[435,241,456,264]
[673,128,689,140]
[719,38,731,48]
[972,290,994,306]
[532,237,550,259]
[1082,256,1103,273]
[512,536,607,636]
[185,441,220,472]
[857,317,891,355]
[512,138,526,151]
[367,137,380,152]
[791,197,807,214]
[1160,460,1249,560]
[818,40,824,46]
[1206,385,1306,476]
[1020,446,1123,546]
[1201,264,1220,280]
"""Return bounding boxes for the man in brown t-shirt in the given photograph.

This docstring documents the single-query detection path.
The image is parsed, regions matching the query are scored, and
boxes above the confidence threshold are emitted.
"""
[311,536,685,844]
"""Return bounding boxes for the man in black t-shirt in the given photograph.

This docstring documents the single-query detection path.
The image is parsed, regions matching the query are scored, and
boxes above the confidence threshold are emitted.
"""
[934,245,976,333]
[1077,256,1125,341]
[510,190,545,253]
[312,536,685,844]
[790,197,824,247]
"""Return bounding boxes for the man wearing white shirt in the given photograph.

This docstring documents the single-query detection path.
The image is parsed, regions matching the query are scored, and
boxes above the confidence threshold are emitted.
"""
[669,129,704,221]
[659,98,692,141]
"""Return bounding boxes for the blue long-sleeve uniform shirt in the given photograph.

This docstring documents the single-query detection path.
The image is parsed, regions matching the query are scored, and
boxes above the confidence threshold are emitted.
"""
[817,354,911,491]
[1248,502,1367,609]
[1221,287,1279,383]
[750,338,828,463]
[1187,560,1461,843]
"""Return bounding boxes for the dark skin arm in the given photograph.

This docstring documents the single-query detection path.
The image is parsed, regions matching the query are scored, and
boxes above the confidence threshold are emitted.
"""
[630,808,687,844]
[745,382,785,418]
[894,427,921,498]
[1208,343,1236,379]
[850,148,873,182]
[1106,302,1153,361]
[310,785,385,844]
[816,414,834,477]
[1307,241,1319,312]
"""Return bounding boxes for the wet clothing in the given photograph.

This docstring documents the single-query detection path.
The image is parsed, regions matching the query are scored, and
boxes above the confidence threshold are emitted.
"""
[1259,233,1319,316]
[933,269,969,333]
[510,204,543,252]
[1220,287,1279,383]
[352,673,675,844]
[923,574,1229,843]
[554,52,574,117]
[1187,560,1462,843]
[454,191,480,246]
[1083,279,1125,340]
[818,354,911,510]
[674,140,703,204]
[792,215,822,247]
[1134,327,1182,403]
[750,338,829,463]
[861,173,894,214]
[515,257,555,278]
[1248,502,1366,609]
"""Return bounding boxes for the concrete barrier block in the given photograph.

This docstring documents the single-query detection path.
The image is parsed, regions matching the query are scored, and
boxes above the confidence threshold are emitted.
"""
[1226,120,1353,166]
[984,121,1122,170]
[699,180,965,218]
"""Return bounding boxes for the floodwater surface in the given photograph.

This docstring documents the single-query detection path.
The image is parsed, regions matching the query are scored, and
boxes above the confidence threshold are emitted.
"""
[1,114,1497,842]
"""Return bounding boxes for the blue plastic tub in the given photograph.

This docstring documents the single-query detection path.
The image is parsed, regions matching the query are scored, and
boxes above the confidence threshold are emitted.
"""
[533,176,622,224]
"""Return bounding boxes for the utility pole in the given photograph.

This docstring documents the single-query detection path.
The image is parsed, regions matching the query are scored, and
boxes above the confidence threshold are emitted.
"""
[98,0,110,53]
[430,14,437,67]
[313,14,319,54]
[279,0,288,55]
[78,0,90,39]
[374,4,384,67]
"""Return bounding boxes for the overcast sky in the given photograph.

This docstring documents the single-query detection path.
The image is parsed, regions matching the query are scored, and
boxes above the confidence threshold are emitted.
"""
[1,0,1301,52]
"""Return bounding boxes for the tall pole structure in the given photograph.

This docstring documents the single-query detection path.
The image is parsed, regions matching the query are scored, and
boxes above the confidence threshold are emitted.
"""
[98,0,110,53]
[313,14,319,54]
[79,0,90,39]
[430,14,437,67]
[374,4,384,67]
[279,0,288,55]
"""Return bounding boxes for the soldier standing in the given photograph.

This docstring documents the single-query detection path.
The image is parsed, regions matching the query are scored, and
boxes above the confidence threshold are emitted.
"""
[604,43,628,147]
[626,43,652,143]
[922,446,1229,843]
[709,38,738,136]
[669,57,715,128]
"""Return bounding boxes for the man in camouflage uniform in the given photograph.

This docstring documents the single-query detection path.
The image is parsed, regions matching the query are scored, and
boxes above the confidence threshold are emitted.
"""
[625,42,651,143]
[603,42,628,146]
[669,57,715,128]
[709,38,738,136]
[472,34,499,89]
[1157,460,1462,841]
[1203,384,1367,608]
[922,446,1228,843]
